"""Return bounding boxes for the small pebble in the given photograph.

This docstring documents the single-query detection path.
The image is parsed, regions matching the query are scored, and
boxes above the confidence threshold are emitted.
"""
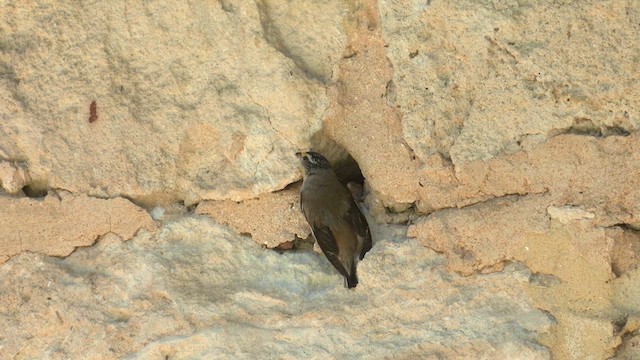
[150,206,166,221]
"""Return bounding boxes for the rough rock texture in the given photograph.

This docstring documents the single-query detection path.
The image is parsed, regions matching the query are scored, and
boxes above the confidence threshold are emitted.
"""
[0,160,29,193]
[383,3,640,355]
[0,192,155,263]
[324,0,420,208]
[408,195,620,358]
[380,0,639,165]
[614,328,640,360]
[409,192,640,358]
[0,217,552,359]
[406,114,640,359]
[416,133,640,214]
[609,227,640,277]
[2,0,640,358]
[195,186,308,248]
[0,1,330,205]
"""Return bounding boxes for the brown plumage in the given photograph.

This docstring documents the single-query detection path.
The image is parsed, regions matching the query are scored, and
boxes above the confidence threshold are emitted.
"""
[296,151,372,288]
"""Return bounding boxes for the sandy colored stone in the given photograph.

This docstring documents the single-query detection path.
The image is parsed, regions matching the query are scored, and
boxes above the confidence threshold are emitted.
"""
[541,313,617,360]
[326,0,640,218]
[0,1,330,206]
[323,0,421,208]
[255,0,347,83]
[0,192,154,262]
[195,186,308,248]
[408,192,632,358]
[613,324,640,360]
[613,268,640,319]
[0,216,552,359]
[0,0,639,358]
[0,160,29,193]
[376,0,640,215]
[409,194,617,284]
[408,131,640,359]
[416,133,640,215]
[380,0,640,165]
[609,227,640,277]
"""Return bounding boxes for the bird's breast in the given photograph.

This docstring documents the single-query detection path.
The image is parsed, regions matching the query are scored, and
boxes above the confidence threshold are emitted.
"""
[301,176,351,226]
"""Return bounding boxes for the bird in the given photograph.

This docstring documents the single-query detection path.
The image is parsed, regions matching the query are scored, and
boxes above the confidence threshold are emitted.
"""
[296,151,372,288]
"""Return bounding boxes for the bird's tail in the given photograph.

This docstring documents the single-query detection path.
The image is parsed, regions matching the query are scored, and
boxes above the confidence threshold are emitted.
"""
[346,262,358,289]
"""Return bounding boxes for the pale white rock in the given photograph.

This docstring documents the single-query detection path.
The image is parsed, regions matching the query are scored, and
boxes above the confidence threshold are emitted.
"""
[547,205,595,224]
[0,216,552,359]
[0,161,29,193]
[150,206,166,221]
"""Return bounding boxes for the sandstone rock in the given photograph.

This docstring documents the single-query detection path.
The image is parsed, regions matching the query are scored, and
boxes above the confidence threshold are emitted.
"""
[255,0,348,83]
[416,133,640,215]
[0,217,552,359]
[541,313,617,360]
[0,1,329,205]
[0,192,154,262]
[324,0,421,208]
[380,0,640,165]
[408,193,626,358]
[407,132,640,357]
[609,227,640,277]
[613,269,640,319]
[0,160,29,194]
[613,324,640,360]
[1,0,640,358]
[195,186,308,248]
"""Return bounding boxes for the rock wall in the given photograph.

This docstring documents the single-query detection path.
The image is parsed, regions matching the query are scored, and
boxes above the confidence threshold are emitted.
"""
[1,0,639,359]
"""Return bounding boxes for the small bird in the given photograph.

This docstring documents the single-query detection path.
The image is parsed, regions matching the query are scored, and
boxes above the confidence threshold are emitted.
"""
[296,151,372,288]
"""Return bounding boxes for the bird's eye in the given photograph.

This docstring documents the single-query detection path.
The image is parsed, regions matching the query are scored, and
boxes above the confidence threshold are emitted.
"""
[303,155,309,161]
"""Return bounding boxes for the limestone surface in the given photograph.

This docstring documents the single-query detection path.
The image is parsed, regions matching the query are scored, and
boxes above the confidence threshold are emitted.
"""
[409,194,637,359]
[0,192,155,263]
[195,186,308,248]
[0,1,329,205]
[1,0,640,358]
[0,160,29,193]
[380,0,640,165]
[0,217,552,359]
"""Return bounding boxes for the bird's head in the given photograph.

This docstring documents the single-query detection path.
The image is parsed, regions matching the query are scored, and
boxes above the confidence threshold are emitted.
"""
[296,151,332,174]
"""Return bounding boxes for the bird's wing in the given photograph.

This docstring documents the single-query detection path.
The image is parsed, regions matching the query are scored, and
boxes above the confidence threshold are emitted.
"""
[347,199,372,260]
[310,224,351,280]
[300,189,351,279]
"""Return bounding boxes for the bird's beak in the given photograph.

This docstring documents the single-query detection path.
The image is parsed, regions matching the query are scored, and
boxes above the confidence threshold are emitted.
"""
[295,152,305,159]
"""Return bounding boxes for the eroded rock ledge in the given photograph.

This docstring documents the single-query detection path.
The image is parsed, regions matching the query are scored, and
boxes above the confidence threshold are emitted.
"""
[0,193,154,263]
